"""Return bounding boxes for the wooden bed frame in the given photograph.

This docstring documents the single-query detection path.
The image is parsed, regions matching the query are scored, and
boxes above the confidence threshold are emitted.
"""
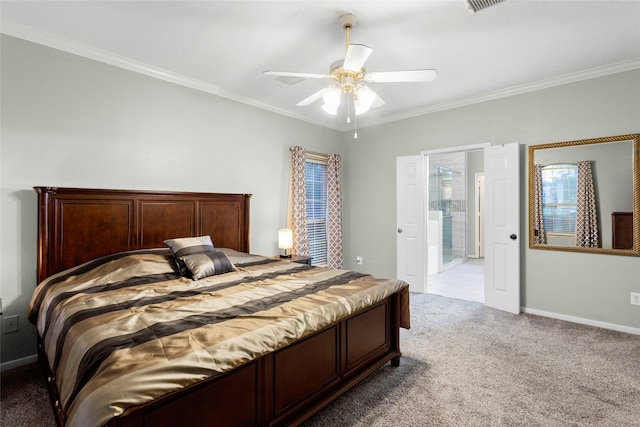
[34,186,404,427]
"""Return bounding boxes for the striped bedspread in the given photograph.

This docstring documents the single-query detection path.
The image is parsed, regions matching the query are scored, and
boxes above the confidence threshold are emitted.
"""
[28,249,410,427]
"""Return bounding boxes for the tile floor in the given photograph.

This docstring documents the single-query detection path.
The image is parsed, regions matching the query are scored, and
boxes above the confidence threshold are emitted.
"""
[427,258,484,303]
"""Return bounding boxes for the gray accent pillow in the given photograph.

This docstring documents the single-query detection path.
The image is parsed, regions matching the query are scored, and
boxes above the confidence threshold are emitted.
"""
[182,251,237,280]
[164,236,236,279]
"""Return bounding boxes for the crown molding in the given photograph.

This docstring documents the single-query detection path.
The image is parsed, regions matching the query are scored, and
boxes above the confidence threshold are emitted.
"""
[352,58,640,130]
[1,21,224,96]
[3,20,639,133]
[0,20,343,130]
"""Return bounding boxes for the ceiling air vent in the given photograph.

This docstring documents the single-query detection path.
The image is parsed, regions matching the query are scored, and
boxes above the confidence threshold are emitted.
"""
[276,75,306,86]
[463,0,506,13]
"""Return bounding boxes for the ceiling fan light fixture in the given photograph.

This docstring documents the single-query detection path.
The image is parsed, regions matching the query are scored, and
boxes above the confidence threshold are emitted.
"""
[321,103,338,115]
[354,86,376,115]
[323,87,340,103]
[321,88,341,115]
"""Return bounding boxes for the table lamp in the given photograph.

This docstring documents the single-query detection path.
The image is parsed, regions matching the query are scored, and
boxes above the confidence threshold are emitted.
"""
[278,229,293,257]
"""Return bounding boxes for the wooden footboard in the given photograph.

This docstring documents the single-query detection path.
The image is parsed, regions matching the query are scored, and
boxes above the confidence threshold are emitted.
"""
[88,292,402,427]
[39,292,402,427]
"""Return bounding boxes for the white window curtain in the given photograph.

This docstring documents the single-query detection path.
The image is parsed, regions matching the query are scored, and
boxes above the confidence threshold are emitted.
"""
[575,160,599,248]
[326,154,343,269]
[288,146,310,257]
[533,164,546,244]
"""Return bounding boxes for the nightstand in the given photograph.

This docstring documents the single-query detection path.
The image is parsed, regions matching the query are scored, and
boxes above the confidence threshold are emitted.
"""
[280,255,312,265]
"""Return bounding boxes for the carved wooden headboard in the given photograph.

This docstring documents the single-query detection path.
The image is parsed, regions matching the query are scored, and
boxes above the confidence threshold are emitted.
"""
[35,187,251,283]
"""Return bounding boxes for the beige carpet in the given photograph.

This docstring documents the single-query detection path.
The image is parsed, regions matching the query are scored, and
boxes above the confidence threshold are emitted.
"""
[2,293,640,426]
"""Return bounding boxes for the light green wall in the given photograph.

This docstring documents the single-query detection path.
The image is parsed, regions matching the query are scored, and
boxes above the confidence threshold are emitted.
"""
[342,68,640,330]
[0,35,343,366]
[2,34,639,367]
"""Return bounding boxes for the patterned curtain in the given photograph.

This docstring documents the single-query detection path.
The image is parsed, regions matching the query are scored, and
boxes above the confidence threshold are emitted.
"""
[533,164,546,244]
[326,154,343,269]
[288,146,310,256]
[575,161,599,248]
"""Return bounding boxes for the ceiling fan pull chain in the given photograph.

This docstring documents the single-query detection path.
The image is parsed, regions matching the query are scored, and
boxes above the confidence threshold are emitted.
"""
[354,108,358,139]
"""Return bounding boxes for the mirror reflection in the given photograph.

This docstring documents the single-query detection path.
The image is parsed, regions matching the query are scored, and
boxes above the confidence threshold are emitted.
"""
[528,134,640,256]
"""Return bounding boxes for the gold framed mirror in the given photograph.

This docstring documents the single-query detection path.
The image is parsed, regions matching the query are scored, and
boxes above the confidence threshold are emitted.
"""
[528,133,640,256]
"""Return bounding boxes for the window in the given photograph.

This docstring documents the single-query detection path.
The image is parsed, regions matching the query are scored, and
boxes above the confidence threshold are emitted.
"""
[305,158,328,265]
[541,164,578,235]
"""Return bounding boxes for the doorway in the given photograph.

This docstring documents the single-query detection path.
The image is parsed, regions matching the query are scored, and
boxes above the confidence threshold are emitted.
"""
[426,149,484,303]
[397,142,520,313]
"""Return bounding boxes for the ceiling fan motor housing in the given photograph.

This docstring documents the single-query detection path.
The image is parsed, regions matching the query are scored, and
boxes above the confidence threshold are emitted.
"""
[329,60,364,93]
[339,13,357,30]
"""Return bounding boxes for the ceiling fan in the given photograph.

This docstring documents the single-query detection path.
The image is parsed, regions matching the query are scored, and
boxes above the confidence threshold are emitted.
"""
[263,13,438,118]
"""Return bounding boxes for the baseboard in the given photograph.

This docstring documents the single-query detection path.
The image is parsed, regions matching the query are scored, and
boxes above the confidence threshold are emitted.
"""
[0,354,38,372]
[522,307,640,336]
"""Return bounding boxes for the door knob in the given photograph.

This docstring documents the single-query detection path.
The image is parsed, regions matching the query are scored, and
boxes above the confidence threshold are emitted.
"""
[397,228,403,234]
[510,234,517,240]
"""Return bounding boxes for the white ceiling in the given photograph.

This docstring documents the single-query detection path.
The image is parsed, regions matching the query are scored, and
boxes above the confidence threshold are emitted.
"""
[2,0,640,131]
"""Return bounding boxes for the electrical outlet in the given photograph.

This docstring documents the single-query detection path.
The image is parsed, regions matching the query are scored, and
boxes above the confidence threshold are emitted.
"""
[631,292,640,306]
[4,315,18,333]
[356,256,363,265]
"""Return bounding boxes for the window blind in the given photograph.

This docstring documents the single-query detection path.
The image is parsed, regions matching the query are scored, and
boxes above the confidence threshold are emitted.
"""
[541,164,578,234]
[305,160,328,265]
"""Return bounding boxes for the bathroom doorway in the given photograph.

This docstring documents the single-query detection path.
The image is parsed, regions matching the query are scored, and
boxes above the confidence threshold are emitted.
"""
[426,149,484,303]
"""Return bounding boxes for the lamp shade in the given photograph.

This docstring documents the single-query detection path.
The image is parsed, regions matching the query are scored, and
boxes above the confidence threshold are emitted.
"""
[278,229,293,250]
[355,86,376,115]
[321,88,341,115]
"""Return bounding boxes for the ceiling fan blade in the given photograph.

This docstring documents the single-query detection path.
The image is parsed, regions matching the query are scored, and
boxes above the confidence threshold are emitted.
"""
[365,69,438,83]
[296,86,333,106]
[343,44,373,72]
[263,70,330,79]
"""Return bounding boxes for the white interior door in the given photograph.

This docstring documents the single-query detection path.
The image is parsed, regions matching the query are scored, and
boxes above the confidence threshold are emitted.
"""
[396,155,426,293]
[484,143,520,314]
